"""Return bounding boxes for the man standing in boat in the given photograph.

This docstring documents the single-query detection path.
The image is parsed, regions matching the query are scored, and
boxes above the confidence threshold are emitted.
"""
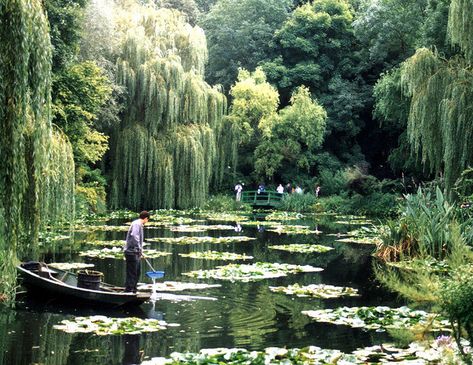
[124,210,150,292]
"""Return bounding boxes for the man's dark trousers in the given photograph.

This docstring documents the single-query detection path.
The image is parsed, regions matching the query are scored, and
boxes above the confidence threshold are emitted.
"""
[125,252,141,292]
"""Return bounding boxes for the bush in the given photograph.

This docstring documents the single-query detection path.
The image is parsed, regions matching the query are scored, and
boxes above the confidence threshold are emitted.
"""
[280,193,317,212]
[440,265,473,362]
[318,168,347,195]
[203,194,251,212]
[75,185,107,216]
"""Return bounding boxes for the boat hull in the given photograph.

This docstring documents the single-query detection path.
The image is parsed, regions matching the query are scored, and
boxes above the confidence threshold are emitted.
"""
[17,264,151,307]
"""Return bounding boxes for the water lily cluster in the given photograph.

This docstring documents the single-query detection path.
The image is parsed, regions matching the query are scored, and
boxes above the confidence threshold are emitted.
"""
[179,251,253,260]
[54,315,178,335]
[140,340,468,365]
[302,306,450,331]
[269,244,333,253]
[182,262,323,281]
[147,236,256,245]
[269,283,359,299]
[79,247,171,259]
[137,281,221,292]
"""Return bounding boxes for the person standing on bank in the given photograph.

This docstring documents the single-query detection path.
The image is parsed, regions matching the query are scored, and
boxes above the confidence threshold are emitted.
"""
[124,210,150,292]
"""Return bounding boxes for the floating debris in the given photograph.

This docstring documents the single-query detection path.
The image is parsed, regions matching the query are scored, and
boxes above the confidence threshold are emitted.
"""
[183,262,323,282]
[53,315,179,335]
[269,244,333,253]
[137,281,221,292]
[302,306,450,331]
[269,283,359,298]
[79,247,171,259]
[147,236,256,245]
[179,251,253,260]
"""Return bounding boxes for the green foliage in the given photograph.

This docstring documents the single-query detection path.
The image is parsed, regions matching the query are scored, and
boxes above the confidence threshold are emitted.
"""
[0,0,75,301]
[318,169,348,195]
[280,193,317,213]
[200,0,292,91]
[225,68,279,181]
[111,5,237,209]
[157,0,200,25]
[44,0,88,71]
[52,61,112,164]
[400,48,473,194]
[75,184,106,216]
[262,0,368,163]
[353,0,426,66]
[440,265,473,362]
[255,86,327,180]
[447,0,473,63]
[403,187,455,258]
[227,68,279,143]
[203,194,252,212]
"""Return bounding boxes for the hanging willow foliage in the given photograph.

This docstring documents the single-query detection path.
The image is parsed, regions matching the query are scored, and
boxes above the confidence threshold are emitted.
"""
[448,0,473,63]
[111,7,235,209]
[0,0,75,297]
[401,48,473,193]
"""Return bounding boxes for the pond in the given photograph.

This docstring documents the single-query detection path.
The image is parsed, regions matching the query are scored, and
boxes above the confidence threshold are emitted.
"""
[0,211,400,364]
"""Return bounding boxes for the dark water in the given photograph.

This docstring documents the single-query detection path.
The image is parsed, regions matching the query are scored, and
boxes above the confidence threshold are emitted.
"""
[0,213,399,365]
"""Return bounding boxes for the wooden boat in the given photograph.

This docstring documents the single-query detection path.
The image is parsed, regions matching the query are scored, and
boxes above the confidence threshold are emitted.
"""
[17,262,151,307]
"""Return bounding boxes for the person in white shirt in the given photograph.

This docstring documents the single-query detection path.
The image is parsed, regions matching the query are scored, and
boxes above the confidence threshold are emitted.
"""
[234,183,243,201]
[295,186,303,194]
[276,184,284,194]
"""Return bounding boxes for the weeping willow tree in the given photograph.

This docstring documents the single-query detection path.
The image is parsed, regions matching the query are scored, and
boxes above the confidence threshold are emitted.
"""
[0,0,75,300]
[111,6,236,209]
[400,0,473,194]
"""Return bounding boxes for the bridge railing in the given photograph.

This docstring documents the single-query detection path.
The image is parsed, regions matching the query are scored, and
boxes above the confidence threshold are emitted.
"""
[240,190,285,207]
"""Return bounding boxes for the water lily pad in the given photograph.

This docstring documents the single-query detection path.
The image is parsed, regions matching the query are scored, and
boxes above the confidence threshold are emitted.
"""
[270,283,359,298]
[240,221,281,227]
[147,236,256,245]
[269,244,333,253]
[53,315,178,335]
[199,213,250,222]
[267,225,321,235]
[387,258,450,274]
[182,262,323,282]
[169,225,236,232]
[336,237,381,245]
[265,212,304,221]
[48,263,95,270]
[141,346,357,365]
[137,281,221,292]
[79,247,171,259]
[74,225,129,233]
[302,306,450,331]
[87,240,125,247]
[179,251,253,260]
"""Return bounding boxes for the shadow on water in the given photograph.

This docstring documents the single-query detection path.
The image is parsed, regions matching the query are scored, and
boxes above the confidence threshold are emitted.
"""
[0,212,402,364]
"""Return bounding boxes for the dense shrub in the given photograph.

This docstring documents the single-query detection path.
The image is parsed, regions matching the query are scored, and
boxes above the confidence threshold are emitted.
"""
[203,194,252,212]
[280,193,317,212]
[75,185,107,215]
[440,265,473,362]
